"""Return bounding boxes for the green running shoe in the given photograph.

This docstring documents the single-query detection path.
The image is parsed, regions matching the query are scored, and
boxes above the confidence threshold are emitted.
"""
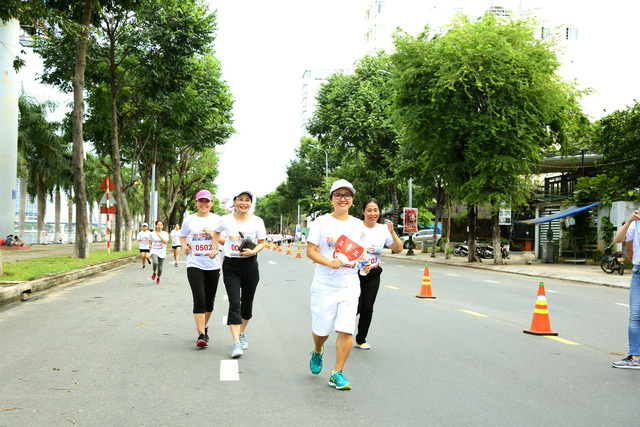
[309,345,324,375]
[329,370,351,390]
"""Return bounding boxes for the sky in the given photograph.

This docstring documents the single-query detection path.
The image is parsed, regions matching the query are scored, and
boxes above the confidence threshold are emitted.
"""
[17,0,640,205]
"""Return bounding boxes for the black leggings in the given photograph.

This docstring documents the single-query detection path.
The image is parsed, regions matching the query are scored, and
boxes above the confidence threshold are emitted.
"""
[222,256,260,325]
[187,267,220,314]
[356,267,383,344]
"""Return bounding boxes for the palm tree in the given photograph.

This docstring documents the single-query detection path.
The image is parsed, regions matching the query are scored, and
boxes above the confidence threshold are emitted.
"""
[18,93,69,244]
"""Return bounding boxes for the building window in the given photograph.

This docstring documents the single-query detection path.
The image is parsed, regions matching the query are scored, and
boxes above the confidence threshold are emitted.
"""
[541,27,551,39]
[565,28,578,40]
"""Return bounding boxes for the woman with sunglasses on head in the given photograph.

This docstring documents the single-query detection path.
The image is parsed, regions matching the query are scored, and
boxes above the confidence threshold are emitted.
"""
[180,190,224,348]
[306,179,371,391]
[211,190,266,359]
[354,198,403,350]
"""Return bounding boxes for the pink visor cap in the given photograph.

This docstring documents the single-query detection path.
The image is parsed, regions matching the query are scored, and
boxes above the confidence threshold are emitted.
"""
[195,190,213,201]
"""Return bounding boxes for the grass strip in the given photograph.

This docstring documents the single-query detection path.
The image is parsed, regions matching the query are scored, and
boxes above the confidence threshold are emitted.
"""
[0,249,137,282]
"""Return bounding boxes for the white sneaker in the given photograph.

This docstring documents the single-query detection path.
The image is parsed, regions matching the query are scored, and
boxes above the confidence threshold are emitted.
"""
[354,342,371,350]
[231,341,243,358]
[239,333,248,349]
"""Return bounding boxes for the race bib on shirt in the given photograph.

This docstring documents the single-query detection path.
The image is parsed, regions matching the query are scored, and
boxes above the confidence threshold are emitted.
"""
[364,244,384,269]
[191,232,213,257]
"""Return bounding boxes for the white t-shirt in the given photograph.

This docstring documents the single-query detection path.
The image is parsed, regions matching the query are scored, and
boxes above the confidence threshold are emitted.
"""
[180,213,222,270]
[362,222,394,269]
[150,231,169,258]
[308,214,367,287]
[215,214,267,258]
[170,229,181,247]
[137,230,152,250]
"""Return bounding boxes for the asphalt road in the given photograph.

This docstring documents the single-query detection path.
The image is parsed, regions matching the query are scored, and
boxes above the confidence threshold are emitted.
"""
[1,249,639,425]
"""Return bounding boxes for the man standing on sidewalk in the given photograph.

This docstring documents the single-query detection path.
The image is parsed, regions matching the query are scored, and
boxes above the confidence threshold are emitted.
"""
[612,209,640,369]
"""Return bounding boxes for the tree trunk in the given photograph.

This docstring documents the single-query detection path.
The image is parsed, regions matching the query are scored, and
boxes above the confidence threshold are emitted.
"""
[143,165,151,224]
[445,195,451,260]
[491,204,503,265]
[123,197,132,251]
[72,0,93,258]
[19,174,26,237]
[467,204,479,262]
[36,180,45,244]
[67,196,73,243]
[54,187,61,243]
[109,73,125,251]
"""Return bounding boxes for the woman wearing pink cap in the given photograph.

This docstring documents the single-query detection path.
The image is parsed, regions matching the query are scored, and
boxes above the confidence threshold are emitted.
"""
[211,190,267,358]
[179,189,225,348]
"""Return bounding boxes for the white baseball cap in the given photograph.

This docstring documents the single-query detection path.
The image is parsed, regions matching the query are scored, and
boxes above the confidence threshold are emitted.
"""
[234,190,254,201]
[330,179,356,196]
[142,222,148,227]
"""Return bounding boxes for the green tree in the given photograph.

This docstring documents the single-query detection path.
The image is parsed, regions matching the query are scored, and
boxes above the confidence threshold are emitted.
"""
[392,13,586,263]
[307,53,404,229]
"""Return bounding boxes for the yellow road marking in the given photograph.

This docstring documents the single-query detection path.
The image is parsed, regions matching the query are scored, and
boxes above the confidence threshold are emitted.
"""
[545,336,580,346]
[460,309,489,318]
[385,285,399,290]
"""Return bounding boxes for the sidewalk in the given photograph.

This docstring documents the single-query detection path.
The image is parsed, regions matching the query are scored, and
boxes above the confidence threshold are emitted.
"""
[0,241,138,307]
[382,248,631,289]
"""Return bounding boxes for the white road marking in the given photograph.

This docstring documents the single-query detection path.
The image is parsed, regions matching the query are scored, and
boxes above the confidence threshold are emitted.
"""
[545,290,558,293]
[483,280,499,283]
[222,316,228,324]
[385,285,399,290]
[448,274,460,277]
[397,265,405,268]
[268,261,277,265]
[220,360,239,381]
[616,303,630,307]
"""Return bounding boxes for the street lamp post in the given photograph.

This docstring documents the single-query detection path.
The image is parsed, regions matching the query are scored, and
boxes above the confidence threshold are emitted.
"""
[309,144,328,179]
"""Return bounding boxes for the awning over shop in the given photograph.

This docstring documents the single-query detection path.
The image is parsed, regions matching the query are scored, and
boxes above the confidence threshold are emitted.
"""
[515,202,601,225]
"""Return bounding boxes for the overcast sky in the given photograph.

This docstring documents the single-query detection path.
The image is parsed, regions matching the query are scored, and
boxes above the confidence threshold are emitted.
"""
[19,0,640,203]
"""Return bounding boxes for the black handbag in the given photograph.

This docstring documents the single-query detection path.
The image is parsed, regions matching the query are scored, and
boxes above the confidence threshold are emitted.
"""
[238,231,256,252]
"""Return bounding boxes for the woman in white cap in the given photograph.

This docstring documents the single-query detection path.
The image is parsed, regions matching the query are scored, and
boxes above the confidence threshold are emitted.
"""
[306,179,370,391]
[211,190,266,358]
[137,223,152,268]
[179,189,224,348]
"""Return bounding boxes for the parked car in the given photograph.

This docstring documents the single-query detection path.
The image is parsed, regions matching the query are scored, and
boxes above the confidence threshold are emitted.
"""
[399,229,442,249]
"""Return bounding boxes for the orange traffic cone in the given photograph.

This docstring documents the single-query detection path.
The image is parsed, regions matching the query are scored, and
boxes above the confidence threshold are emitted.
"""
[415,264,436,299]
[278,243,282,253]
[286,244,291,255]
[296,245,301,258]
[273,242,277,251]
[523,282,558,336]
[266,241,270,250]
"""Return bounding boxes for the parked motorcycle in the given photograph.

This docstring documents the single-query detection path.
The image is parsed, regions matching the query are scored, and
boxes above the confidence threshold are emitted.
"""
[601,243,624,275]
[453,242,468,257]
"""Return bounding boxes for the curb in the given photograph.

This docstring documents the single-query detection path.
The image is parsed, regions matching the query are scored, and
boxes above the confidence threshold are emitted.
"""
[0,254,138,308]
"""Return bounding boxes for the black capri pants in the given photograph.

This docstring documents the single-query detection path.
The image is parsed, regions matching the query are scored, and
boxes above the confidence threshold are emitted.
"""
[187,267,220,314]
[222,256,260,325]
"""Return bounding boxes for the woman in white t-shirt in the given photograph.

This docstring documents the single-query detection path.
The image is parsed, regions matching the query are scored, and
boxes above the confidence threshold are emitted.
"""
[150,219,169,284]
[137,223,152,268]
[354,198,403,350]
[306,179,370,391]
[179,189,224,348]
[212,190,266,359]
[170,223,182,267]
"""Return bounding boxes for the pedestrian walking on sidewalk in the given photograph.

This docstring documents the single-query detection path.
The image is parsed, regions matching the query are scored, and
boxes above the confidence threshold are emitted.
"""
[150,219,169,284]
[180,189,224,348]
[613,209,640,369]
[212,190,266,359]
[137,223,152,268]
[170,223,182,267]
[306,179,370,391]
[355,198,403,350]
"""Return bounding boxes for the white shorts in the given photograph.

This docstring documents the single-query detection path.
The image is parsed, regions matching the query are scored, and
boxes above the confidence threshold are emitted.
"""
[310,280,360,336]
